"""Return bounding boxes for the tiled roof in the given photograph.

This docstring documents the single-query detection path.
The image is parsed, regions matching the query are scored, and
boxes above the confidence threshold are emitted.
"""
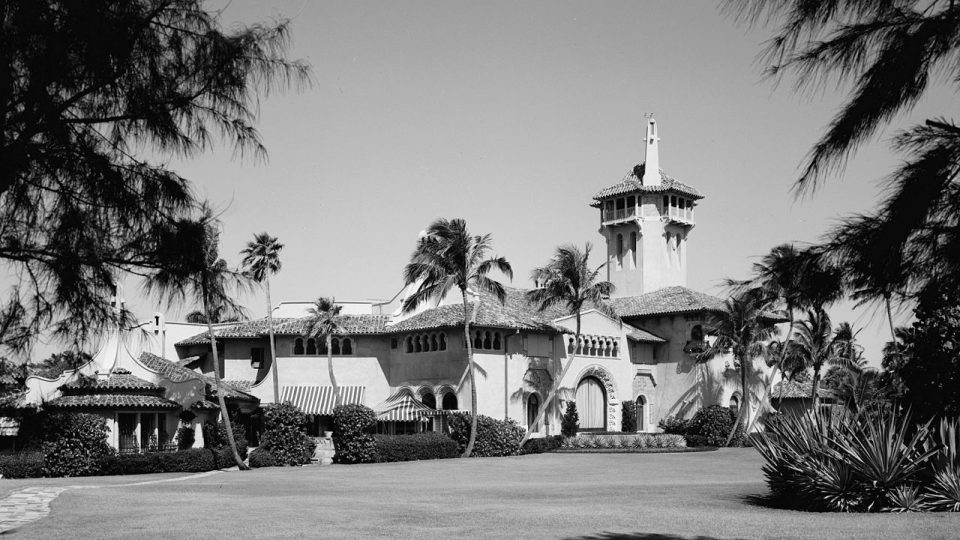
[771,380,835,400]
[592,163,703,202]
[223,380,254,391]
[175,315,390,346]
[46,394,180,409]
[136,352,258,402]
[388,287,570,334]
[191,399,220,410]
[60,369,162,395]
[625,327,667,343]
[609,286,725,319]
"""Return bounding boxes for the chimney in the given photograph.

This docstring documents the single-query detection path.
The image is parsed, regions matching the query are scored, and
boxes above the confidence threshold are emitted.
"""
[641,117,660,186]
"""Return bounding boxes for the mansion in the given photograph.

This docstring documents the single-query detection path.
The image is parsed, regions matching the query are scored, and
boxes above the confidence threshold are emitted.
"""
[22,119,765,448]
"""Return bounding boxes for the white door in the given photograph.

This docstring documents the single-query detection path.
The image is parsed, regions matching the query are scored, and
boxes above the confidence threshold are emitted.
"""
[576,377,606,430]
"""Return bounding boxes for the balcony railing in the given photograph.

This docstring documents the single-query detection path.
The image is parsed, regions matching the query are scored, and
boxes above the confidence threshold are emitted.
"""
[667,206,695,224]
[602,206,636,223]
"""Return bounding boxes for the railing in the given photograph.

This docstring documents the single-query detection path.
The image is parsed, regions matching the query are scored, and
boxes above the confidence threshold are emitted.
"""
[603,206,636,223]
[667,206,694,224]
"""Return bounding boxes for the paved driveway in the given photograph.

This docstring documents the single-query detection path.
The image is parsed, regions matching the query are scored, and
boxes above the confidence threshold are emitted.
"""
[4,449,960,539]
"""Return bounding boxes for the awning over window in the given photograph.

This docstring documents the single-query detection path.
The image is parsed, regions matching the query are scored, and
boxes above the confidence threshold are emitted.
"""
[374,389,433,422]
[279,385,365,415]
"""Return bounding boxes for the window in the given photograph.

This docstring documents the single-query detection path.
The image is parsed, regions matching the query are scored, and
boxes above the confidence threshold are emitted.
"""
[421,392,436,409]
[627,195,635,209]
[331,338,341,355]
[616,234,624,268]
[306,338,317,355]
[294,338,304,355]
[390,337,398,349]
[635,396,647,432]
[662,195,668,209]
[527,394,540,430]
[470,330,503,351]
[406,337,413,353]
[671,195,677,208]
[442,392,458,410]
[439,334,447,350]
[729,393,741,416]
[250,348,264,369]
[341,338,352,355]
[630,232,637,268]
[403,333,448,354]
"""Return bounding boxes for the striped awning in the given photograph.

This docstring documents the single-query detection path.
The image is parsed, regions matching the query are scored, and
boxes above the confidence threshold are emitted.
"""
[279,385,365,415]
[374,389,434,422]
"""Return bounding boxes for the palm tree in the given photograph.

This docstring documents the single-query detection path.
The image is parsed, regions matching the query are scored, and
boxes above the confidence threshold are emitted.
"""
[184,309,241,324]
[523,243,615,445]
[401,218,512,458]
[240,233,284,404]
[790,308,835,409]
[303,297,345,407]
[145,210,250,470]
[700,287,778,445]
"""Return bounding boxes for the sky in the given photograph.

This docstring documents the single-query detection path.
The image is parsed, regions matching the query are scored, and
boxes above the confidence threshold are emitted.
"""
[31,1,957,364]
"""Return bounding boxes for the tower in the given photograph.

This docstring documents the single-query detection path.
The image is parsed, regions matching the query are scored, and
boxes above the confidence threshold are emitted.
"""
[591,117,703,297]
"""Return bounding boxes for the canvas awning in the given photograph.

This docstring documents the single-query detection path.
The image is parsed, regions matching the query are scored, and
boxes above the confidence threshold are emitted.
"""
[374,389,434,422]
[279,385,365,415]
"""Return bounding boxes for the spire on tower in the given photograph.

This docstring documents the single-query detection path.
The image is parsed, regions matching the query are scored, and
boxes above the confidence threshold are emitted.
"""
[641,114,660,186]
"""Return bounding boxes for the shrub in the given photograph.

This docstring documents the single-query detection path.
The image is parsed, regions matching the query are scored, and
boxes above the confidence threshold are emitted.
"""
[202,417,248,459]
[560,402,579,437]
[373,433,458,462]
[260,403,317,466]
[448,413,525,457]
[658,415,689,435]
[248,447,279,468]
[520,435,563,455]
[562,433,686,450]
[687,406,742,447]
[176,425,196,450]
[39,413,114,477]
[0,451,45,478]
[620,402,637,433]
[160,448,217,473]
[332,404,377,464]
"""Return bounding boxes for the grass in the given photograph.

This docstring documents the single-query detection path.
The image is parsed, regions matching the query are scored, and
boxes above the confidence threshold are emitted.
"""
[9,449,960,539]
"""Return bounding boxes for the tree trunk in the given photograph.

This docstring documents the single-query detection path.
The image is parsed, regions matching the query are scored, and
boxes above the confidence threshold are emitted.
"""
[725,352,748,447]
[266,278,280,404]
[328,334,341,407]
[205,295,247,470]
[885,294,900,358]
[811,363,821,410]
[462,294,480,458]
[520,316,580,446]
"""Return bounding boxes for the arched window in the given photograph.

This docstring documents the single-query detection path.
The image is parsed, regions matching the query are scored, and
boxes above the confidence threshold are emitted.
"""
[590,339,598,356]
[576,338,583,355]
[406,336,413,353]
[318,338,328,355]
[439,333,447,350]
[576,377,607,430]
[527,394,541,430]
[483,332,492,349]
[415,335,422,352]
[341,338,352,355]
[691,325,704,342]
[612,342,619,357]
[636,395,647,432]
[630,232,638,267]
[729,393,741,416]
[331,338,341,355]
[616,234,624,267]
[430,334,438,351]
[306,338,317,355]
[662,195,668,210]
[670,195,677,208]
[442,392,458,410]
[294,338,304,355]
[421,392,436,409]
[492,332,501,350]
[473,331,482,349]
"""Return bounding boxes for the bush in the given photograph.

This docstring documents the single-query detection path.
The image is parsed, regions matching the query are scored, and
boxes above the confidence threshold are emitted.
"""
[448,413,525,457]
[687,406,742,447]
[332,404,377,464]
[176,425,196,450]
[0,451,45,478]
[202,416,248,459]
[373,433,458,463]
[620,402,636,433]
[248,447,279,468]
[98,448,217,475]
[561,433,686,450]
[658,415,689,435]
[561,402,579,437]
[260,403,317,466]
[521,435,564,455]
[38,413,114,477]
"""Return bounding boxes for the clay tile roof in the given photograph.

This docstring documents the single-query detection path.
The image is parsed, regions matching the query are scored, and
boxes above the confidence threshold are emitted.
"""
[61,368,161,394]
[624,326,667,343]
[387,287,569,334]
[136,352,258,402]
[46,394,180,409]
[609,286,726,318]
[592,163,703,204]
[175,315,390,346]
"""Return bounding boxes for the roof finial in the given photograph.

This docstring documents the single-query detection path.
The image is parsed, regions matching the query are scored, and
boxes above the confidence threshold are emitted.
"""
[642,114,660,187]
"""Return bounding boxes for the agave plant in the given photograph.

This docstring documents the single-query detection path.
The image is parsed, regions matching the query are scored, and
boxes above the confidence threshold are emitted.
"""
[885,485,926,513]
[926,465,960,512]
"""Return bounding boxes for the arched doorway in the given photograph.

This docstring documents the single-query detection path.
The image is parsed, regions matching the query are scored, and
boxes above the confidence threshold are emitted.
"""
[635,395,647,432]
[441,392,458,410]
[576,376,607,430]
[527,394,540,430]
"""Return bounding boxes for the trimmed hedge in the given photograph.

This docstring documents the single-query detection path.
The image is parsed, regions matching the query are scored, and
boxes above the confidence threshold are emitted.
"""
[333,404,377,464]
[248,447,279,468]
[0,452,45,479]
[687,405,743,447]
[98,448,222,475]
[259,403,316,466]
[561,433,686,450]
[520,435,564,455]
[448,413,525,457]
[373,433,458,463]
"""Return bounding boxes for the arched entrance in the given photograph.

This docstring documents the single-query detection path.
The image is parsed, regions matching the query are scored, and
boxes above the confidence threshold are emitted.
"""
[635,395,647,432]
[576,376,607,430]
[527,394,540,430]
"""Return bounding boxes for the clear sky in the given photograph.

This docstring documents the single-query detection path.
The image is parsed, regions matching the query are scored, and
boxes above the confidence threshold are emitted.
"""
[40,1,957,364]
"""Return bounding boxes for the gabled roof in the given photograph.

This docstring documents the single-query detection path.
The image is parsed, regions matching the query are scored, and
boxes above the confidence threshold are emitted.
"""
[60,369,162,395]
[175,315,390,346]
[609,286,726,318]
[46,394,180,409]
[136,352,258,402]
[592,163,703,203]
[387,287,569,334]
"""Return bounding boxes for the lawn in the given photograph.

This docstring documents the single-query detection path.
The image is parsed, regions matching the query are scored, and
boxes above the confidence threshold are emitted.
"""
[9,449,960,539]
